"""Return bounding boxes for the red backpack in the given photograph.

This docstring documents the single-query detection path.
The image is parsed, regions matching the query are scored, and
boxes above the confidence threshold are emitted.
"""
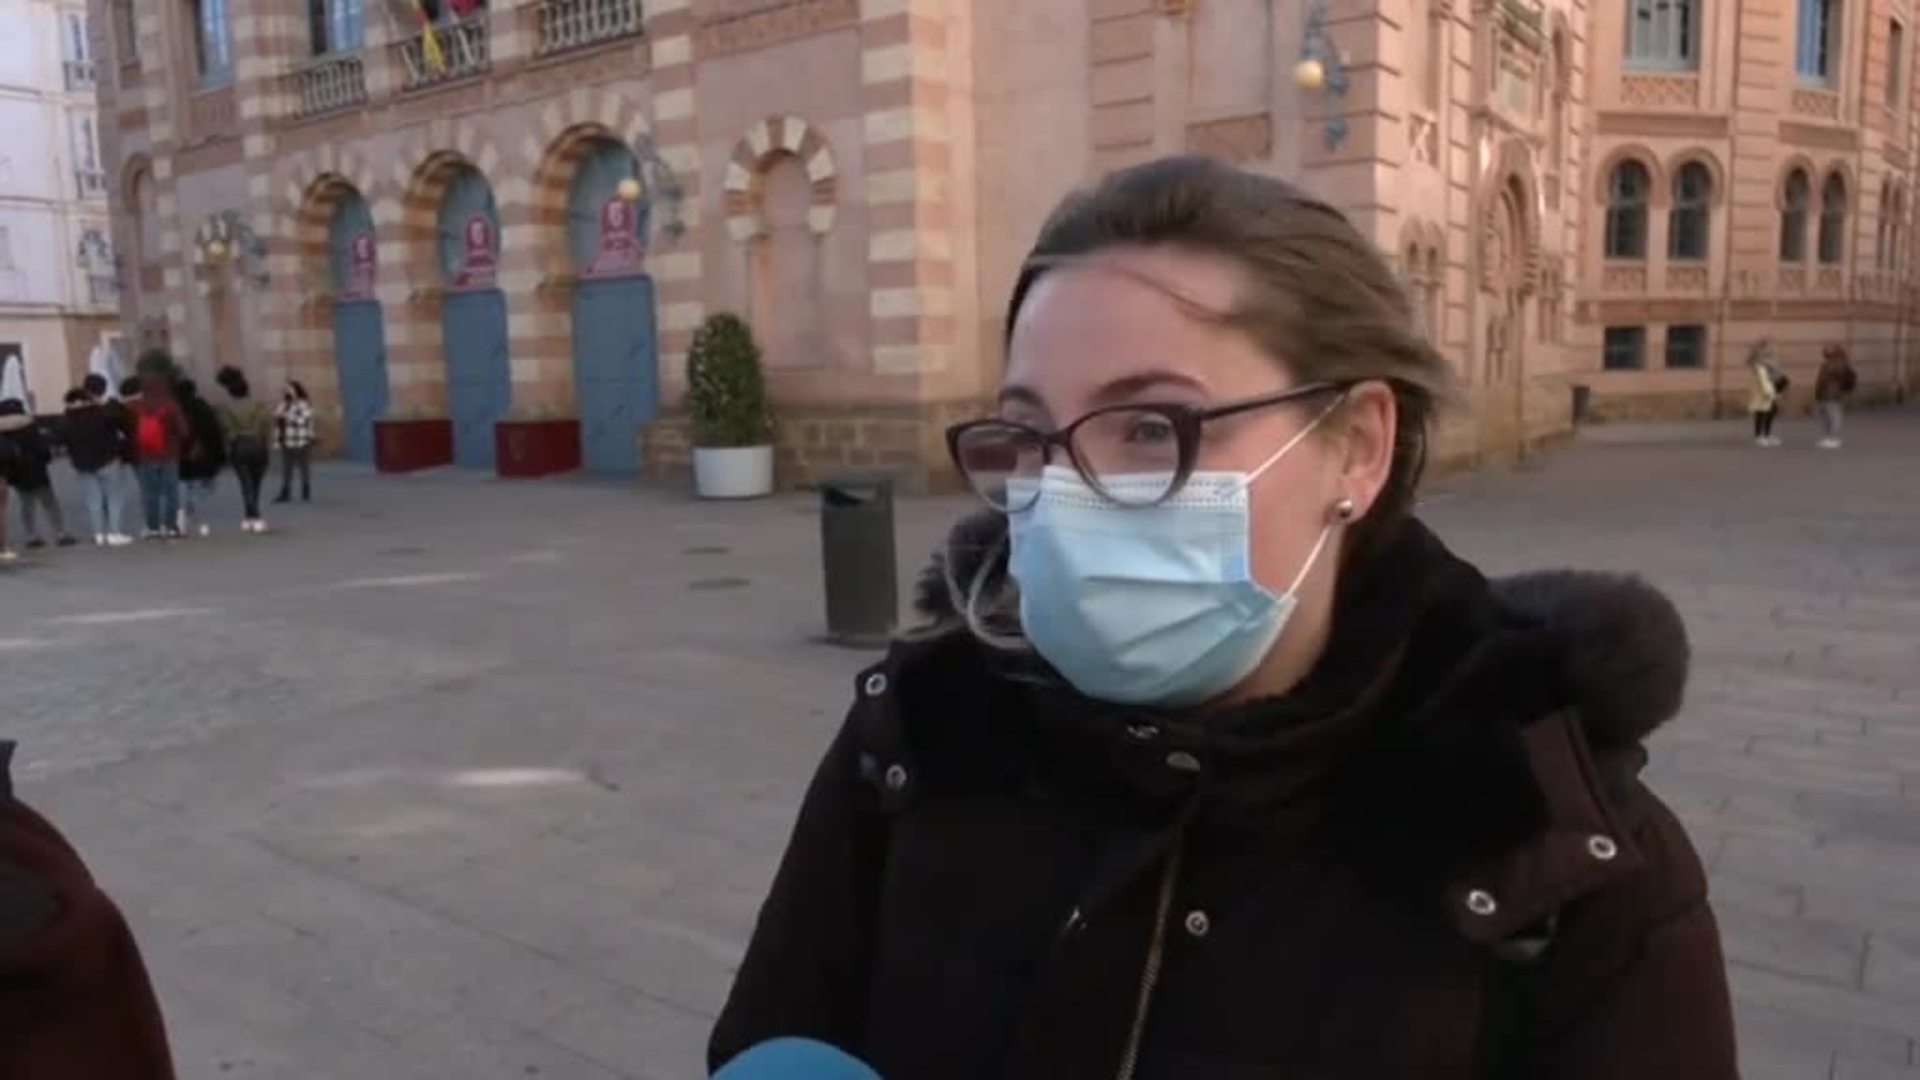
[134,407,169,458]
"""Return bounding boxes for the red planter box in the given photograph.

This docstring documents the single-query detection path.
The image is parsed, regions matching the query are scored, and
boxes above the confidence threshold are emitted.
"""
[495,419,581,478]
[373,418,454,473]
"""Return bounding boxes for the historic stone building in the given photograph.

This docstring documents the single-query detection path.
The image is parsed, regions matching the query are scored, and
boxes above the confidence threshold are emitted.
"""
[1580,0,1920,419]
[90,0,1918,490]
[1,0,118,411]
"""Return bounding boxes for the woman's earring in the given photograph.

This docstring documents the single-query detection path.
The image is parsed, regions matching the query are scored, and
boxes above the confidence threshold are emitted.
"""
[1332,497,1357,523]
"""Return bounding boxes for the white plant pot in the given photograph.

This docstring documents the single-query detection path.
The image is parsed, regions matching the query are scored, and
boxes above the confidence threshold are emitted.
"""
[693,445,776,499]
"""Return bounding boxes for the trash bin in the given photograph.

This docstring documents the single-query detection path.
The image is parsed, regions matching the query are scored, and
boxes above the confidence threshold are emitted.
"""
[820,473,899,647]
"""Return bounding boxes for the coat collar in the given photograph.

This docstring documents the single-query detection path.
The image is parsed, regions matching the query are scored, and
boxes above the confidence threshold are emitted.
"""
[887,509,1693,925]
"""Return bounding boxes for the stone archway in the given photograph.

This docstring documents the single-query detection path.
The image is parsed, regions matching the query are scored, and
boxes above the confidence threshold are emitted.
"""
[1478,139,1541,458]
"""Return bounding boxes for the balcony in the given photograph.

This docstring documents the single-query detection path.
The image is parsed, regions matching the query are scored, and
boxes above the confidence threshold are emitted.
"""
[291,52,369,119]
[395,15,490,92]
[75,168,108,199]
[534,0,644,58]
[88,274,120,306]
[63,59,97,91]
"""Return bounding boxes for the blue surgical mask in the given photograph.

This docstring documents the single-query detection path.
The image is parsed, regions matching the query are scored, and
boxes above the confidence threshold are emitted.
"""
[1007,407,1340,708]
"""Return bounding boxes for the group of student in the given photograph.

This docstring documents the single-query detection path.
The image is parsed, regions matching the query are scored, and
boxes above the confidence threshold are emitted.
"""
[0,356,316,560]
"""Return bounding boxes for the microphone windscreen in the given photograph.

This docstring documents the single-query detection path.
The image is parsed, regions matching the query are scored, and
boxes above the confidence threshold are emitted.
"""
[712,1037,881,1080]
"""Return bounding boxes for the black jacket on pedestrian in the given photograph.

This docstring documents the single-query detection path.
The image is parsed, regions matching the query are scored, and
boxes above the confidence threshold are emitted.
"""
[711,514,1736,1080]
[0,407,54,492]
[178,395,227,482]
[63,402,125,474]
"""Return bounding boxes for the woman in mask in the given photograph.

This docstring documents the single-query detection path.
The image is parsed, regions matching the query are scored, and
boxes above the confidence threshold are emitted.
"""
[711,157,1736,1079]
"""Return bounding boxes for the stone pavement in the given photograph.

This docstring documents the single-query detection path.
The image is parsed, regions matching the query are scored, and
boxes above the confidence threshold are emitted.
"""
[2,407,1917,1079]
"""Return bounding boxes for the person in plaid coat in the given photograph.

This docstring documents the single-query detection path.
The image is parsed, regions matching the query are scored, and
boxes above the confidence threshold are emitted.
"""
[273,380,315,504]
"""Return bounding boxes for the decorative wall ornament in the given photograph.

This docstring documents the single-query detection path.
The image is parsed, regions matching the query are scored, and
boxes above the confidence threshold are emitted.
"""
[1620,73,1701,110]
[193,210,269,288]
[627,132,688,243]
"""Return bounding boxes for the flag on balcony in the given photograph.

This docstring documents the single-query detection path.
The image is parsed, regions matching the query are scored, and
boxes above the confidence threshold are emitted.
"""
[412,0,445,74]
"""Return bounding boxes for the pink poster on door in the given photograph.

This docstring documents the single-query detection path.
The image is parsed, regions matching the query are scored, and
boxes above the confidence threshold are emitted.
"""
[584,196,645,278]
[342,231,377,299]
[453,212,498,289]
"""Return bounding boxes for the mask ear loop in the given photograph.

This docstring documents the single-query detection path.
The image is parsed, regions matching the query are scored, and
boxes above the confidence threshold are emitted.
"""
[1281,497,1355,597]
[1243,392,1350,489]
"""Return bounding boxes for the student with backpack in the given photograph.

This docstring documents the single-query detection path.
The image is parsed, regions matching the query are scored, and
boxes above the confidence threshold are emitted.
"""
[128,372,189,540]
[64,381,133,546]
[175,379,227,537]
[0,398,76,550]
[215,366,274,533]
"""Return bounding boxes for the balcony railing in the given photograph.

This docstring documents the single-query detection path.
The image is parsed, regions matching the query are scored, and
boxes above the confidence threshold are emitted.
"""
[75,169,107,199]
[534,0,643,57]
[63,59,97,90]
[396,16,490,92]
[291,52,368,119]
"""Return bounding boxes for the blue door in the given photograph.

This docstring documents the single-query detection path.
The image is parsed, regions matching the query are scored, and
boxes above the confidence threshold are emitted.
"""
[331,300,388,462]
[442,289,510,469]
[571,277,657,474]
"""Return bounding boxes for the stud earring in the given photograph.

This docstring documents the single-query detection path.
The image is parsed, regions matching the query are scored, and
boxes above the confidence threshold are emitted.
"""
[1332,497,1357,522]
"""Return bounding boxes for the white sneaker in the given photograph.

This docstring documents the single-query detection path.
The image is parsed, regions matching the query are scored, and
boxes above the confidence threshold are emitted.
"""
[94,534,107,547]
[197,523,211,537]
[254,519,268,534]
[107,533,133,547]
[1817,438,1840,450]
[0,549,16,562]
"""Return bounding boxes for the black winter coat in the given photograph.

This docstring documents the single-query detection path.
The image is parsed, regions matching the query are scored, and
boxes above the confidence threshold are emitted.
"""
[0,424,53,491]
[178,396,226,482]
[63,403,125,474]
[711,515,1738,1079]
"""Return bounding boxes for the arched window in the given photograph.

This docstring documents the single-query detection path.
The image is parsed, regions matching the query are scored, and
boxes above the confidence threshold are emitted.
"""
[1605,160,1651,259]
[1781,168,1811,263]
[749,152,824,370]
[1819,172,1848,265]
[1669,161,1712,260]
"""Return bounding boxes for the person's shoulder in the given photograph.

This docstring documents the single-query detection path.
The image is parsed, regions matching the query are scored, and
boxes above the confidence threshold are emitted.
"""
[835,630,1034,809]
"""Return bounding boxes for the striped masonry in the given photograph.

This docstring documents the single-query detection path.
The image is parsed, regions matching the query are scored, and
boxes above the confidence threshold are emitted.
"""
[859,0,957,378]
[644,0,703,400]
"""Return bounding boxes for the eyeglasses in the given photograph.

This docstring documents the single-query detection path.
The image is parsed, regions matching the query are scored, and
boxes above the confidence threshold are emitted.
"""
[946,381,1350,513]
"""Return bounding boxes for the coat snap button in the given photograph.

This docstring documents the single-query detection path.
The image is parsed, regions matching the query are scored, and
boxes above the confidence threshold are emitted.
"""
[862,672,889,697]
[883,763,909,792]
[1587,834,1619,861]
[1465,889,1498,917]
[1165,751,1201,773]
[1183,910,1211,937]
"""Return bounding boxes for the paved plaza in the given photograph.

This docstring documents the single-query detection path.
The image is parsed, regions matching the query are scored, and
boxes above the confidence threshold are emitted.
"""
[3,409,1918,1079]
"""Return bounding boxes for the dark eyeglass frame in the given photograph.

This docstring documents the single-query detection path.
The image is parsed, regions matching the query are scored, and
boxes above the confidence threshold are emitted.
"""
[946,380,1353,512]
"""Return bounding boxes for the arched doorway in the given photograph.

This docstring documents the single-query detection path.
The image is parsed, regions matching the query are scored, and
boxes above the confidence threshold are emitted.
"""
[328,189,388,462]
[567,139,658,475]
[1482,176,1531,457]
[438,166,510,469]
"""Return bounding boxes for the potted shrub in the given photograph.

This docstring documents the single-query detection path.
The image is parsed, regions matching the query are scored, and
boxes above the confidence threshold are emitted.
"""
[374,404,454,473]
[495,402,581,479]
[687,312,775,498]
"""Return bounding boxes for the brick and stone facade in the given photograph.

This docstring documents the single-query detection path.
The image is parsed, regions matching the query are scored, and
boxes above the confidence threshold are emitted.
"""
[92,0,1920,492]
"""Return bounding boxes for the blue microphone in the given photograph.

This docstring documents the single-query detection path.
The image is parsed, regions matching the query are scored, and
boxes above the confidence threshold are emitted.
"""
[713,1038,881,1079]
